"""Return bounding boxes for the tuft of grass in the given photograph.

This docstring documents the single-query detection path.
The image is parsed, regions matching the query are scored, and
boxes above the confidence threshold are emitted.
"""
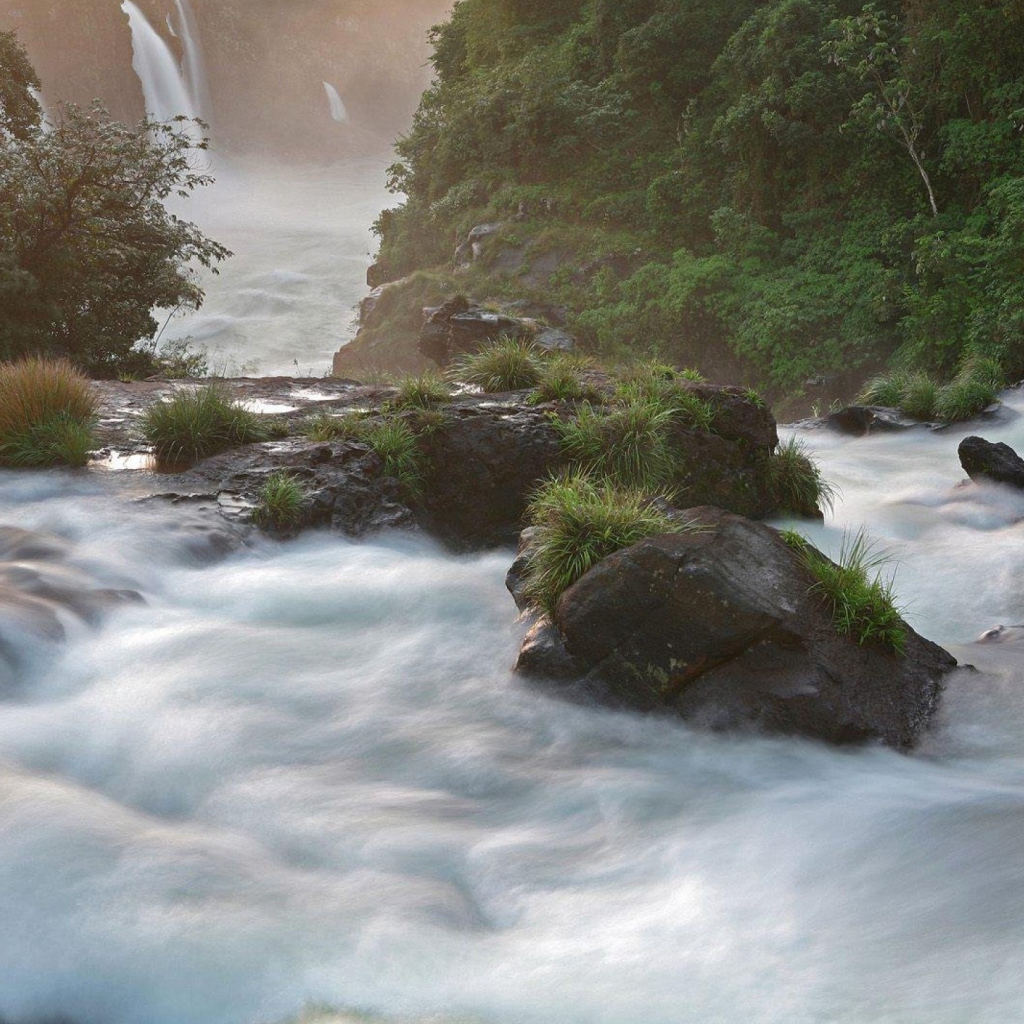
[786,529,906,653]
[858,370,911,409]
[769,437,836,516]
[140,385,267,464]
[613,375,716,432]
[528,355,603,404]
[452,338,543,393]
[0,357,97,467]
[388,372,452,410]
[524,473,686,614]
[364,417,425,493]
[899,373,939,420]
[679,367,706,382]
[302,410,366,442]
[934,356,1003,422]
[252,471,306,530]
[411,407,448,436]
[556,397,677,491]
[264,417,293,439]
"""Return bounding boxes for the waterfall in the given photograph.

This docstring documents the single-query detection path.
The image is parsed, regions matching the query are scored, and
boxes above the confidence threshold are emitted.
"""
[121,0,200,123]
[323,81,350,124]
[174,0,211,119]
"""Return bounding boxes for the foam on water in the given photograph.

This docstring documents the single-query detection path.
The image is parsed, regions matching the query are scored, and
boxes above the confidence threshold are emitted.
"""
[3,395,1024,1023]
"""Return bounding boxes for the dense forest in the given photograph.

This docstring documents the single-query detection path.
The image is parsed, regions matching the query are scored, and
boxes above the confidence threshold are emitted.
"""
[373,0,1024,396]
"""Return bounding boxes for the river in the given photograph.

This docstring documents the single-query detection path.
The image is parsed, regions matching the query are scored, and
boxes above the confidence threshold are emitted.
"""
[2,392,1024,1023]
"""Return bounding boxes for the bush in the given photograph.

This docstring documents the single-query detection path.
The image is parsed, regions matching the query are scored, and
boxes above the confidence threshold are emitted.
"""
[252,472,307,530]
[141,385,267,464]
[452,338,543,392]
[388,372,452,410]
[0,357,96,467]
[933,358,1003,422]
[769,438,836,517]
[784,529,905,653]
[524,474,686,614]
[364,418,424,493]
[899,373,939,420]
[556,396,677,491]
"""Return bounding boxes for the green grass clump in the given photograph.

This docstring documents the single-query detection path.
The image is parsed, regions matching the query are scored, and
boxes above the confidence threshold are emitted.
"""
[785,529,906,653]
[857,371,912,409]
[302,410,366,442]
[933,357,1003,422]
[452,338,543,392]
[388,372,452,410]
[613,373,716,432]
[364,418,425,493]
[528,355,603,404]
[898,373,939,420]
[252,471,307,530]
[141,385,267,464]
[0,357,97,467]
[769,437,836,517]
[557,397,677,491]
[524,473,685,614]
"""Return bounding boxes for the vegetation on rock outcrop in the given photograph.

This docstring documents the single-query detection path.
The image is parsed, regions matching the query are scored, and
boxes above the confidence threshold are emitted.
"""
[374,0,1024,399]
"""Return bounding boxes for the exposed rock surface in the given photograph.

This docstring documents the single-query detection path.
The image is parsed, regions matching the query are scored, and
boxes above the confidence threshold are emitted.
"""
[87,376,784,550]
[824,405,919,435]
[958,435,1024,489]
[513,507,956,748]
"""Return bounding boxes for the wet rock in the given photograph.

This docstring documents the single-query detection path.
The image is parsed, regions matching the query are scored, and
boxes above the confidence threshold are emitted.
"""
[514,508,956,748]
[958,435,1024,489]
[419,297,529,367]
[825,405,919,435]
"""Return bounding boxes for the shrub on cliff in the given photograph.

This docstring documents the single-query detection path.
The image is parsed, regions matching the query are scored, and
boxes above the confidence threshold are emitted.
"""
[141,386,266,464]
[0,357,96,467]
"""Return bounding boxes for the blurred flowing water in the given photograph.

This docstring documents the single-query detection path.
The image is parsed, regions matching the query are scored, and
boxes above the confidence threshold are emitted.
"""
[2,397,1024,1024]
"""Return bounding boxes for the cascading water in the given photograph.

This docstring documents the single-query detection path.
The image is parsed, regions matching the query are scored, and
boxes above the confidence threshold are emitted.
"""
[121,0,202,123]
[323,81,350,124]
[2,396,1024,1024]
[174,0,210,120]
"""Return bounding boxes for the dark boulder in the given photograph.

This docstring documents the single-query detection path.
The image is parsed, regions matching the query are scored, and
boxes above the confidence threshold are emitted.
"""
[514,507,956,748]
[825,405,918,435]
[419,297,529,367]
[958,435,1024,489]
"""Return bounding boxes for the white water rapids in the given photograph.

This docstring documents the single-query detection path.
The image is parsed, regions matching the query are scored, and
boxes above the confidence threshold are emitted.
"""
[2,395,1024,1023]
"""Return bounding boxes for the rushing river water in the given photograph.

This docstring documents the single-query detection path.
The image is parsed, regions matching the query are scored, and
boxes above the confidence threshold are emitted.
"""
[2,395,1024,1024]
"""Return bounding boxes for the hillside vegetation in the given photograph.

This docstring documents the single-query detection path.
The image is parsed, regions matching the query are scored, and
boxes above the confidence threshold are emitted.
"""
[372,0,1024,398]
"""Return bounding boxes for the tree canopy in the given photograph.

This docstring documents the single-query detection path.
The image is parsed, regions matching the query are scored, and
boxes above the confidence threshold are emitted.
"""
[0,30,228,375]
[377,0,1024,392]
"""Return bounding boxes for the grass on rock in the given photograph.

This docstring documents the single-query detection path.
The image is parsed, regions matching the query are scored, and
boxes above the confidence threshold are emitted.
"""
[452,338,543,393]
[302,411,367,442]
[364,417,425,494]
[783,529,906,653]
[141,385,267,464]
[388,372,452,410]
[253,471,307,530]
[769,438,836,517]
[0,357,97,467]
[524,473,687,614]
[528,355,603,404]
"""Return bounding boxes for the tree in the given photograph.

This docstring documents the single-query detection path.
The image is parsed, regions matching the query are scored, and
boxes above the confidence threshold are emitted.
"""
[0,30,42,140]
[0,32,229,375]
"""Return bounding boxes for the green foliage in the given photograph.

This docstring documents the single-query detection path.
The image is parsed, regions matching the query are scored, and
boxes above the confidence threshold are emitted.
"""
[786,529,906,654]
[0,357,96,467]
[253,472,306,531]
[388,372,452,410]
[373,0,1024,394]
[141,386,267,464]
[453,338,543,392]
[364,418,425,494]
[934,376,999,423]
[524,473,684,614]
[769,437,836,517]
[858,357,1003,422]
[858,371,912,409]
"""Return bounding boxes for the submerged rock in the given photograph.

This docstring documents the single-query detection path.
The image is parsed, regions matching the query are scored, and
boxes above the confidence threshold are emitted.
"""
[958,435,1024,489]
[514,507,956,748]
